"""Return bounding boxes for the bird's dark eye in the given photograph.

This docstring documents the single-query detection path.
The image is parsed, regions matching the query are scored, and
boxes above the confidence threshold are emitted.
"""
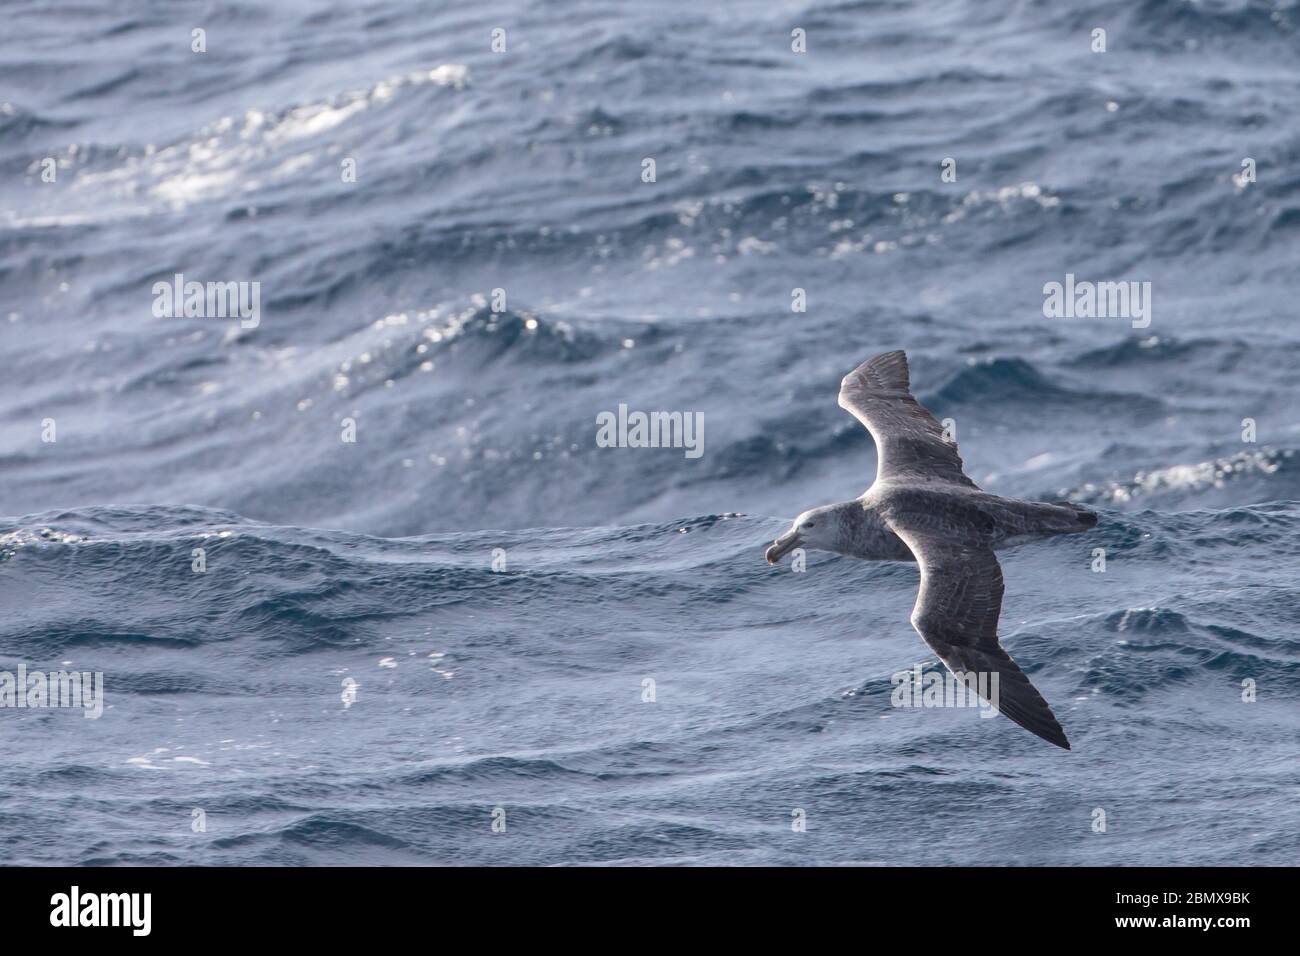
[805,521,816,528]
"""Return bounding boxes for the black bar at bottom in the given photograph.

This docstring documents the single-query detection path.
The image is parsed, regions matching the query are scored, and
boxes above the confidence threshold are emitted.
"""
[0,865,1278,941]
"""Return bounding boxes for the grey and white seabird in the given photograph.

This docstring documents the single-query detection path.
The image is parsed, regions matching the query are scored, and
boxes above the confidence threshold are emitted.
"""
[765,350,1096,749]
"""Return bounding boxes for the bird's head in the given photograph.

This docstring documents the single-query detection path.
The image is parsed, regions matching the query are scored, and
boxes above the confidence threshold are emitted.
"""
[765,505,843,564]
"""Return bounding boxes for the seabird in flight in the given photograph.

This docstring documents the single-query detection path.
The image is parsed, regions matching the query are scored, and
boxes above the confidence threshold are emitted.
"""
[764,350,1096,749]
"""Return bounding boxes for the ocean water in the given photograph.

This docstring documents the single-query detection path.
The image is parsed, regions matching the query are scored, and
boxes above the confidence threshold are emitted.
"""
[2,0,1298,865]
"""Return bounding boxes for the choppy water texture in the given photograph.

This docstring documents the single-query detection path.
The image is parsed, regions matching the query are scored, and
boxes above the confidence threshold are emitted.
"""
[2,0,1299,865]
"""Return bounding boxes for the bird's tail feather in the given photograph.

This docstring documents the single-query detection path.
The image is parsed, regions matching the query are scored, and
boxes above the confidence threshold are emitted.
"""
[1052,501,1099,531]
[1021,500,1099,536]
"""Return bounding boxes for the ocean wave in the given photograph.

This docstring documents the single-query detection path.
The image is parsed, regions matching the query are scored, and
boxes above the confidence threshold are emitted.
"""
[1062,448,1299,506]
[926,355,1163,416]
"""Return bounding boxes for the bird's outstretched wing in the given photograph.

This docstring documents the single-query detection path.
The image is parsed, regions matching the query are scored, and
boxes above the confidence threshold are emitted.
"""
[837,350,978,488]
[886,523,1071,749]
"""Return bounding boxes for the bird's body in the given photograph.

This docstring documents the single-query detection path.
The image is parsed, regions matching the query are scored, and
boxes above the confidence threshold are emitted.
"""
[764,350,1096,749]
[794,482,1095,563]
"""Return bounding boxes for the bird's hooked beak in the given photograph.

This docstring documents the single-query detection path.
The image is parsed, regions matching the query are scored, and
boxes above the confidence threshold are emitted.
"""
[765,528,802,565]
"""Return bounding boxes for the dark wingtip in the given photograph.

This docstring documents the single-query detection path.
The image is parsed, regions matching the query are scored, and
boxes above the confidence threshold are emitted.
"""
[1040,720,1071,750]
[998,696,1072,750]
[851,349,911,392]
[1028,723,1071,750]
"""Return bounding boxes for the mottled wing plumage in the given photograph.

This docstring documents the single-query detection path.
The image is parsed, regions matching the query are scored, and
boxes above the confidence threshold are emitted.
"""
[887,525,1071,750]
[837,350,978,488]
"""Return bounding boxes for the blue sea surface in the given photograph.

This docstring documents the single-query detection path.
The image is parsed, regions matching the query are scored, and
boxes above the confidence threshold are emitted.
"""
[2,0,1298,865]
